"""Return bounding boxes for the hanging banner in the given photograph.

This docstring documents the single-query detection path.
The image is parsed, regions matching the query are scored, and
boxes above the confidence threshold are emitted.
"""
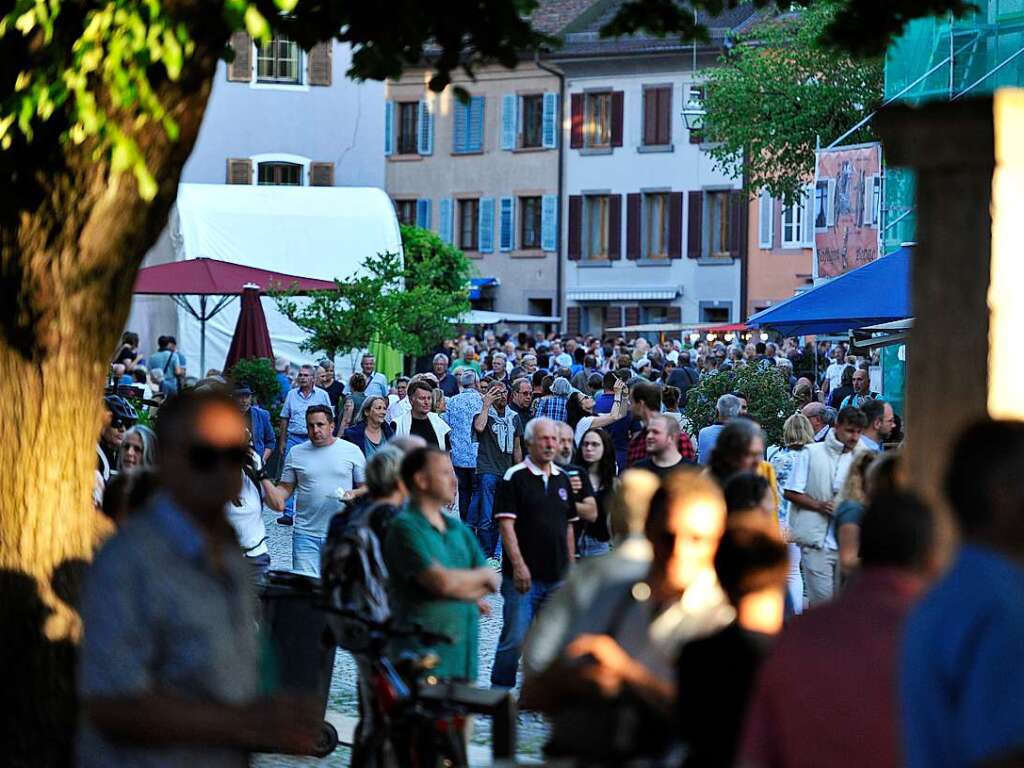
[813,142,883,278]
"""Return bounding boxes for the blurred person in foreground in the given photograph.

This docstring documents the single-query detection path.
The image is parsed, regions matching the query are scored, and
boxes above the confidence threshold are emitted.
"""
[901,420,1024,768]
[739,491,934,768]
[677,525,789,768]
[521,470,731,763]
[78,390,319,765]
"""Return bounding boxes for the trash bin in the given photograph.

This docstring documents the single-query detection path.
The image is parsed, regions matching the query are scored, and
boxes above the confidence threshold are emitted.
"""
[259,570,339,758]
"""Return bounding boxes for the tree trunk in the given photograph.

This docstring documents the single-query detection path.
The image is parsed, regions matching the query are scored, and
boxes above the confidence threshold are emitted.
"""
[0,41,221,766]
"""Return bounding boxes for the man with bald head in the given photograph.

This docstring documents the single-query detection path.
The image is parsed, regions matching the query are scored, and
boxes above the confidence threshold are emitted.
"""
[802,402,830,442]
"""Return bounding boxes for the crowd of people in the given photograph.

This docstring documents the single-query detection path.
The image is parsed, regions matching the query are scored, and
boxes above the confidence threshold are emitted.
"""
[80,328,1024,767]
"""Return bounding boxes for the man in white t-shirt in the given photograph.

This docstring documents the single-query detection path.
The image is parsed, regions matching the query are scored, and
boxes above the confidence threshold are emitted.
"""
[822,346,848,400]
[263,405,366,576]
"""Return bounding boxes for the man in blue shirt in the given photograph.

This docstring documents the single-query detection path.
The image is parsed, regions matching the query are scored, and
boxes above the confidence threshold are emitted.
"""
[901,420,1024,768]
[276,364,331,524]
[360,353,390,399]
[697,393,742,464]
[146,335,183,394]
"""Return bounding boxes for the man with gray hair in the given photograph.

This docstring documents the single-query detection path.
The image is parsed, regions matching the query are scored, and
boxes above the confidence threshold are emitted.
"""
[697,393,742,465]
[443,370,483,520]
[275,363,331,524]
[802,402,831,443]
[433,352,459,397]
[534,376,572,424]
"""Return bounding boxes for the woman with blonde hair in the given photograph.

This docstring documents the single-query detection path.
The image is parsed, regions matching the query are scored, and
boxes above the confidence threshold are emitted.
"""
[766,412,815,614]
[836,450,878,578]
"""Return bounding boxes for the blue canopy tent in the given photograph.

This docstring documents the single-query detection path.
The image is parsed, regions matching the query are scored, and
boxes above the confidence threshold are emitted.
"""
[747,245,913,336]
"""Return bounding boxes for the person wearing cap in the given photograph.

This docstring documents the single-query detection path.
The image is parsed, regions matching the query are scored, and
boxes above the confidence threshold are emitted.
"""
[234,384,274,464]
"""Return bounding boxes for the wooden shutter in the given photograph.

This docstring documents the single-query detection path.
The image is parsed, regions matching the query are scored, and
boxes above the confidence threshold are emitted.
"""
[608,194,622,260]
[417,100,433,155]
[566,306,581,337]
[439,198,454,243]
[604,305,622,330]
[657,87,672,145]
[541,194,558,252]
[501,94,517,150]
[624,306,641,339]
[384,101,394,156]
[416,198,432,229]
[499,197,515,251]
[227,32,252,81]
[802,184,815,245]
[309,162,334,186]
[643,88,670,146]
[668,191,684,258]
[570,94,584,149]
[542,92,558,149]
[468,96,485,152]
[626,193,641,260]
[687,191,703,259]
[307,42,332,86]
[758,190,774,248]
[226,158,252,184]
[667,305,682,323]
[611,91,624,147]
[643,90,657,146]
[453,99,468,153]
[567,195,583,260]
[728,190,744,259]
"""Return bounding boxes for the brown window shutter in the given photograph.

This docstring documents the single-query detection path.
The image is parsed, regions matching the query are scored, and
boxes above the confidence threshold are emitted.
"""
[570,94,584,149]
[226,158,252,184]
[307,42,332,86]
[626,193,641,260]
[728,189,745,259]
[624,306,640,340]
[309,161,334,186]
[608,194,622,260]
[227,32,252,82]
[566,306,581,337]
[604,305,622,330]
[668,191,684,258]
[643,91,657,146]
[687,191,703,259]
[567,195,583,260]
[611,91,624,147]
[657,88,672,145]
[667,305,682,323]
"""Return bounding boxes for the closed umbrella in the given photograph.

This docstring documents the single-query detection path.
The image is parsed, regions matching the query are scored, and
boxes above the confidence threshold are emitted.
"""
[224,284,274,371]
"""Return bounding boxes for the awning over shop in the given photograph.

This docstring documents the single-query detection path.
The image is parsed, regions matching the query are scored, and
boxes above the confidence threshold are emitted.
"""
[567,287,680,302]
[469,276,500,300]
[457,310,560,325]
[606,322,748,334]
[747,245,912,336]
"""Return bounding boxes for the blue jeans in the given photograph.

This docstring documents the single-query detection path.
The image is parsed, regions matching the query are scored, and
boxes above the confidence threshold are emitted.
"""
[292,531,326,576]
[490,575,562,689]
[577,534,610,558]
[468,474,500,558]
[281,433,305,518]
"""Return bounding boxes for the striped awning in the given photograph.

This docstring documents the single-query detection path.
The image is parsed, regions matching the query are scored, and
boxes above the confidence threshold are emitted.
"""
[566,287,679,302]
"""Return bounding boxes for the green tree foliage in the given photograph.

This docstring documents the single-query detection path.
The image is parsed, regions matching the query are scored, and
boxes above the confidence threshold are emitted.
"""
[684,365,795,447]
[699,3,884,204]
[274,225,472,360]
[227,356,281,409]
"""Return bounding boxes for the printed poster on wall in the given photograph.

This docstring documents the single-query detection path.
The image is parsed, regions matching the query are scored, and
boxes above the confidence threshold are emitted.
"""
[813,142,883,278]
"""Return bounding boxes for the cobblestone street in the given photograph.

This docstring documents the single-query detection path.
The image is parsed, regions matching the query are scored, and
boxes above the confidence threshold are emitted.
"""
[254,506,549,766]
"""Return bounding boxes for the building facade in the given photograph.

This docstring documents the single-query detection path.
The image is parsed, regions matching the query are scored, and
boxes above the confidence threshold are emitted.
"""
[744,189,814,318]
[183,32,385,189]
[383,64,562,317]
[551,5,759,336]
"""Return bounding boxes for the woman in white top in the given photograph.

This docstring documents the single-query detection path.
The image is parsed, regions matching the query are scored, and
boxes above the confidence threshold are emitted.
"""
[766,412,815,615]
[570,378,629,445]
[226,448,271,583]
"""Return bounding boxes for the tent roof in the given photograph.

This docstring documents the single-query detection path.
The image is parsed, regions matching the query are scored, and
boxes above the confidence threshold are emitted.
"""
[606,322,748,333]
[457,310,561,325]
[747,245,912,336]
[134,257,337,296]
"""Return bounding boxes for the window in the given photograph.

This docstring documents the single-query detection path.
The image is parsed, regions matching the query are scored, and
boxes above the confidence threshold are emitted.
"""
[642,87,672,146]
[517,197,542,249]
[585,195,611,260]
[781,196,807,247]
[395,200,417,226]
[520,94,544,148]
[256,34,301,84]
[705,190,732,257]
[643,193,670,259]
[396,101,419,155]
[585,92,613,148]
[257,161,302,185]
[458,198,479,251]
[701,305,730,324]
[814,179,836,229]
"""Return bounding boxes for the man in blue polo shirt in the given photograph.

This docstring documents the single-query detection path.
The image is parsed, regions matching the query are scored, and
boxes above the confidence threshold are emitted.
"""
[901,420,1024,768]
[276,364,331,524]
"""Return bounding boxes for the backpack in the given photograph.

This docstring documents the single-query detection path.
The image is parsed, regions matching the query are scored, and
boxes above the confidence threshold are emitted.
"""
[322,500,395,652]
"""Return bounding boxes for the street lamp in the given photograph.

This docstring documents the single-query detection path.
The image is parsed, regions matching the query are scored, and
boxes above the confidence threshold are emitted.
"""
[681,92,705,132]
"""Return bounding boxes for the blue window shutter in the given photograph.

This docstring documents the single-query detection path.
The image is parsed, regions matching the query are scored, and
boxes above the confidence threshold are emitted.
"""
[384,101,394,156]
[541,194,558,252]
[453,99,468,153]
[439,199,453,243]
[417,99,433,155]
[416,198,432,229]
[469,96,485,152]
[501,94,517,150]
[479,197,495,253]
[499,196,515,251]
[542,92,558,149]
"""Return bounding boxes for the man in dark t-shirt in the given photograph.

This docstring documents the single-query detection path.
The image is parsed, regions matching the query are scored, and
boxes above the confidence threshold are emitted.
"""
[633,414,690,479]
[490,417,579,689]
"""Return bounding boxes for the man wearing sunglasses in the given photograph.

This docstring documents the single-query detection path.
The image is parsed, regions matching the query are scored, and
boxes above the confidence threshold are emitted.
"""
[79,390,320,763]
[263,404,366,576]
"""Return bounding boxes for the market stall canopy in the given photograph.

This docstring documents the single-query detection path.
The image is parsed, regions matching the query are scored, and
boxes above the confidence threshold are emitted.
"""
[457,310,561,325]
[850,318,914,351]
[605,322,749,334]
[747,244,912,336]
[133,257,338,295]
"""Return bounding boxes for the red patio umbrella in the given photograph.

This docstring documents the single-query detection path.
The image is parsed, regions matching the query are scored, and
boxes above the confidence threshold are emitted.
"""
[133,257,337,374]
[224,285,274,372]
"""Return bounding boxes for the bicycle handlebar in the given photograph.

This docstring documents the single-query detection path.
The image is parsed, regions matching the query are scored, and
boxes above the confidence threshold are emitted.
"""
[326,605,453,646]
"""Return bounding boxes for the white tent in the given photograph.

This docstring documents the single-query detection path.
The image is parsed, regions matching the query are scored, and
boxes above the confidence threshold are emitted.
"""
[127,183,402,376]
